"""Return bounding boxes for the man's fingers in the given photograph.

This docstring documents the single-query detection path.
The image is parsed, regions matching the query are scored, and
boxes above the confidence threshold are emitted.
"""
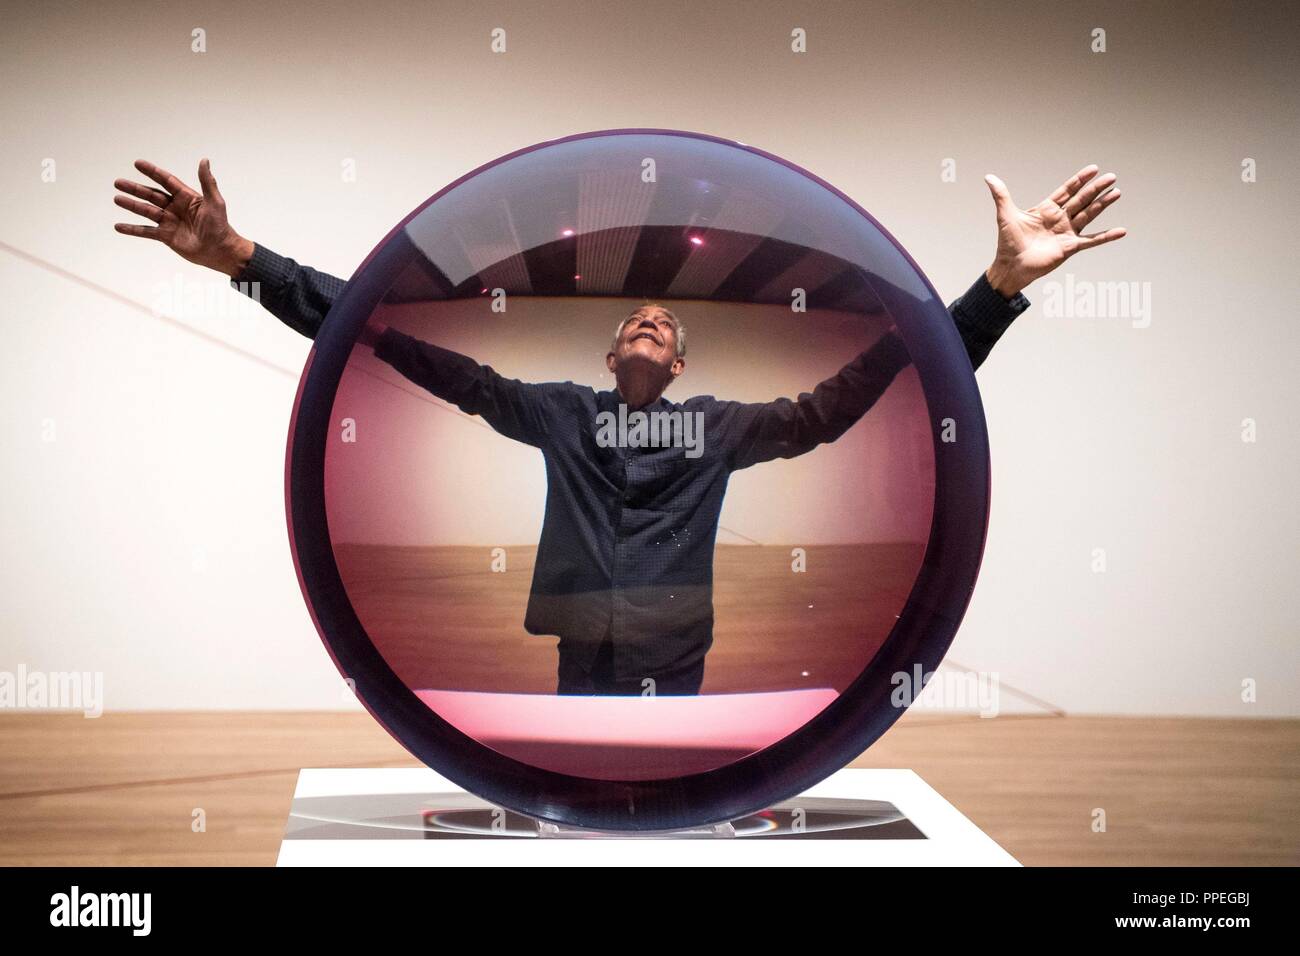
[1064,172,1118,217]
[1075,226,1127,251]
[114,222,161,240]
[114,178,170,208]
[133,159,191,197]
[984,173,1015,214]
[1071,187,1121,231]
[197,157,223,203]
[113,194,164,223]
[1048,164,1100,205]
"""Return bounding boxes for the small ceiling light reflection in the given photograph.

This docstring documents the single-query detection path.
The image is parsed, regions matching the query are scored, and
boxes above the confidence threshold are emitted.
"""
[689,236,703,245]
[574,274,582,280]
[561,229,575,237]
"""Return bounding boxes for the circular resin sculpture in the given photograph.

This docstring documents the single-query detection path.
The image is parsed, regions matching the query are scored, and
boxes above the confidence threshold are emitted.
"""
[286,129,990,831]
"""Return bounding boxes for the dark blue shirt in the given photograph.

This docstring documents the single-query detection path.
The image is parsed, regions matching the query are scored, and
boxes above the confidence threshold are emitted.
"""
[235,243,1028,681]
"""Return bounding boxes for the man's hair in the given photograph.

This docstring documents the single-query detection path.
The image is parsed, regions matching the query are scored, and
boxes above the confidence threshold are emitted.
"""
[614,303,687,358]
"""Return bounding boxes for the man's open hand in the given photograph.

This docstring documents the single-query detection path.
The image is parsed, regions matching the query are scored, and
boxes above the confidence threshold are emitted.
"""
[983,164,1127,298]
[113,158,253,278]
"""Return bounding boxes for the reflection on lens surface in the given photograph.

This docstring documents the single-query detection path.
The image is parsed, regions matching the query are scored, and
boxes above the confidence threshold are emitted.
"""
[291,129,991,829]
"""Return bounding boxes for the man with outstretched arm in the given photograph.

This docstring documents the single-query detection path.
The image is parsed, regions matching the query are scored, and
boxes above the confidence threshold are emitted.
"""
[114,158,1124,696]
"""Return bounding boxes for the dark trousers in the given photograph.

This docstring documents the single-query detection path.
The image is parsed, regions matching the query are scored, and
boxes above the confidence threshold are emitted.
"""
[556,631,705,696]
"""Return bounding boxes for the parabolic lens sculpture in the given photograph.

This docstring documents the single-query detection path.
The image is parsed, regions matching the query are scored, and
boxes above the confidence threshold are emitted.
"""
[286,129,990,831]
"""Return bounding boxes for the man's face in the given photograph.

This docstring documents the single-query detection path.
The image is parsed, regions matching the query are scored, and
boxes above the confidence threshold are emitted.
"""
[609,307,683,377]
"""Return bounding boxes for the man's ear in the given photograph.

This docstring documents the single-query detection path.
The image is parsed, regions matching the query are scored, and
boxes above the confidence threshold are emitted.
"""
[670,357,685,379]
[606,350,617,373]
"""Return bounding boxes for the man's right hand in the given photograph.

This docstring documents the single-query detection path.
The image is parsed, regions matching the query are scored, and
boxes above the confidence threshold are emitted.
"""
[113,158,254,278]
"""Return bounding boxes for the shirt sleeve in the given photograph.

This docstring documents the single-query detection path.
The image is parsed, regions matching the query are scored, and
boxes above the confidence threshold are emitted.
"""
[947,270,1030,370]
[228,242,347,340]
[716,329,913,472]
[372,327,563,449]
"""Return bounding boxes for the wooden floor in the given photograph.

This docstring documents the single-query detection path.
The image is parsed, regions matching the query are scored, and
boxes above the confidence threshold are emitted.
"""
[334,543,926,694]
[0,712,1294,866]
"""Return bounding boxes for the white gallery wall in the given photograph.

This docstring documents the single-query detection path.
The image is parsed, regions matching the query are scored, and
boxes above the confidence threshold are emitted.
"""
[0,0,1294,714]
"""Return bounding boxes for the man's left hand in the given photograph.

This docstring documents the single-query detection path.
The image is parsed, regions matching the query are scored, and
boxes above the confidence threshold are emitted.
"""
[983,164,1127,298]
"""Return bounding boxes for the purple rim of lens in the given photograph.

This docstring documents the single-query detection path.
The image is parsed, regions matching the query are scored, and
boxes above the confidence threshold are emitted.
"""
[284,128,991,831]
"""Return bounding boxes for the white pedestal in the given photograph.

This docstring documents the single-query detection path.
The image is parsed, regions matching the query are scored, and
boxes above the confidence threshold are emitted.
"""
[277,767,1019,866]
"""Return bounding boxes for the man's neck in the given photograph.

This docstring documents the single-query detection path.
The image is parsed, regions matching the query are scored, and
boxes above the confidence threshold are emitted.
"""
[614,374,667,411]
